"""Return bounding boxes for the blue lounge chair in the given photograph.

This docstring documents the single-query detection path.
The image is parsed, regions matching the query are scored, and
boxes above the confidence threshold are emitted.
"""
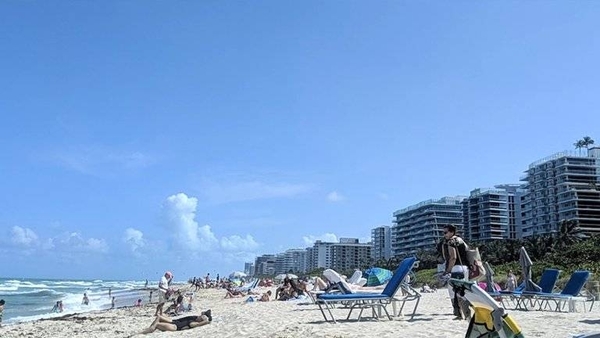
[509,268,561,310]
[530,270,592,312]
[316,256,420,323]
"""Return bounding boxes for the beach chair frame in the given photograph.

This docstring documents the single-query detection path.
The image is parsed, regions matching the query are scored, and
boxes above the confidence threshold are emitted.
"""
[315,257,420,323]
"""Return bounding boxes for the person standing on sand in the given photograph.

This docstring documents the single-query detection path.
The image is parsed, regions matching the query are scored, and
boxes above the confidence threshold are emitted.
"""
[506,270,517,292]
[438,224,471,320]
[111,297,116,309]
[155,271,173,316]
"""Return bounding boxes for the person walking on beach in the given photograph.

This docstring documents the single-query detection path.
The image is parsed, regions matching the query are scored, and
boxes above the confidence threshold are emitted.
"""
[82,293,90,305]
[108,287,112,298]
[438,224,471,320]
[155,271,173,316]
[111,296,116,309]
[0,299,5,327]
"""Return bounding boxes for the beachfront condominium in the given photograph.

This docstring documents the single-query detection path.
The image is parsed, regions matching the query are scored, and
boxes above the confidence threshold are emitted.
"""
[521,147,600,236]
[253,254,276,276]
[371,225,392,261]
[244,262,255,277]
[273,249,308,275]
[391,196,466,256]
[306,238,371,272]
[462,185,525,242]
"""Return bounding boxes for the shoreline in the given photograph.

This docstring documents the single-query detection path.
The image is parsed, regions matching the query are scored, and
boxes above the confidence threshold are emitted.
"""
[1,286,600,337]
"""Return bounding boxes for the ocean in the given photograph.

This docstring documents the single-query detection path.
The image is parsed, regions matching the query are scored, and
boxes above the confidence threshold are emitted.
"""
[0,277,153,325]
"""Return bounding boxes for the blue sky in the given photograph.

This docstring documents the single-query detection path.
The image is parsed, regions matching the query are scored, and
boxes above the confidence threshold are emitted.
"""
[1,2,599,281]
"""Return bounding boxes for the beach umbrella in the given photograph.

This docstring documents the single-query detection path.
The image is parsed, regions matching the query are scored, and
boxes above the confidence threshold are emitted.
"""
[274,273,298,280]
[365,267,393,286]
[229,271,247,279]
[519,247,541,292]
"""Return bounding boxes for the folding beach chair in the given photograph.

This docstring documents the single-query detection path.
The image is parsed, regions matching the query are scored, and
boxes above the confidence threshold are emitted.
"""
[315,256,420,323]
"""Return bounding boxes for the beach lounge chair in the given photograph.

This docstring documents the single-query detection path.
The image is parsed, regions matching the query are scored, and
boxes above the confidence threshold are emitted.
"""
[504,268,561,310]
[315,256,420,323]
[528,270,592,312]
[234,279,259,293]
[347,270,367,287]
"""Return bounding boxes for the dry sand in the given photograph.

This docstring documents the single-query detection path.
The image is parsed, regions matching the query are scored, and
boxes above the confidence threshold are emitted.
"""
[1,286,598,338]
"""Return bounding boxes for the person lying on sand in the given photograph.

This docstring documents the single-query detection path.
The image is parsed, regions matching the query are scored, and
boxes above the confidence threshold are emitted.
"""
[129,310,212,336]
[224,287,245,298]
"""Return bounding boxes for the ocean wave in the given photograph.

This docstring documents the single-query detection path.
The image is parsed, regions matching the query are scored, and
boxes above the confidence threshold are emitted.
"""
[5,281,49,288]
[0,286,19,292]
[0,289,62,297]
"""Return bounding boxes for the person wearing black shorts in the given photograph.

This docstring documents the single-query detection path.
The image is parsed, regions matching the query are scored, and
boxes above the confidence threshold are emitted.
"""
[130,309,212,336]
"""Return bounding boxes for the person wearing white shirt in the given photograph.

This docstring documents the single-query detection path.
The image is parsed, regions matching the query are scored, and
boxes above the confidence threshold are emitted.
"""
[155,271,173,316]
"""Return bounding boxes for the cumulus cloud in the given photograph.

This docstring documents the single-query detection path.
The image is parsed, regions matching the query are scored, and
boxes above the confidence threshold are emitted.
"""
[327,191,345,202]
[11,226,39,247]
[200,178,313,204]
[220,235,259,251]
[45,232,109,253]
[123,228,145,252]
[302,233,338,246]
[161,193,218,251]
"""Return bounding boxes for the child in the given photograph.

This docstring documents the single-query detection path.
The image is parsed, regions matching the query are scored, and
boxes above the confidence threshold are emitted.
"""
[0,299,5,327]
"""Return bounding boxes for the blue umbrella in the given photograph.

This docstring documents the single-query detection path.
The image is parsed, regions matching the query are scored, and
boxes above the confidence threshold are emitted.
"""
[365,267,393,286]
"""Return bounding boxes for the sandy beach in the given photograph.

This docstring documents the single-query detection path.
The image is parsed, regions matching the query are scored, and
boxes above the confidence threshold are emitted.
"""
[1,286,598,338]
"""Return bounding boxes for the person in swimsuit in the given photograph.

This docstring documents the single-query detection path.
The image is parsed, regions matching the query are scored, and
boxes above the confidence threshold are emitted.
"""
[130,309,212,336]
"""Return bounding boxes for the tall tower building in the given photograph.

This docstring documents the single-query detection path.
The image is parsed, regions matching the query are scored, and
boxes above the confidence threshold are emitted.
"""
[463,185,525,241]
[371,225,392,261]
[521,147,600,235]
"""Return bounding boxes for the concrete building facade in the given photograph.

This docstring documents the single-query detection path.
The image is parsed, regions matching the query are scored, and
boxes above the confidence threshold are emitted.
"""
[391,196,466,256]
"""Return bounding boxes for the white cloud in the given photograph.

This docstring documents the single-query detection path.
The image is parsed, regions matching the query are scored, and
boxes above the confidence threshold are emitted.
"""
[200,178,313,204]
[161,193,218,251]
[48,145,153,175]
[46,232,109,253]
[220,235,259,251]
[327,191,345,202]
[302,233,338,246]
[123,228,146,252]
[11,226,39,247]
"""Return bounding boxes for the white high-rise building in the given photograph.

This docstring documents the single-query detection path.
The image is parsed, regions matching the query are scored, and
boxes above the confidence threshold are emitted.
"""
[521,147,600,236]
[371,226,392,261]
[392,196,465,256]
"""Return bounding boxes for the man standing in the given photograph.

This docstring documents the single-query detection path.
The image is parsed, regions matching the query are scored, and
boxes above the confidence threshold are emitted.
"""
[155,271,173,316]
[438,224,471,320]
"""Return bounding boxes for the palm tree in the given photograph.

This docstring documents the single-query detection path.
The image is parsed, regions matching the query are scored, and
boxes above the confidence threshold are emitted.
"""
[554,219,588,250]
[574,140,584,155]
[582,136,595,150]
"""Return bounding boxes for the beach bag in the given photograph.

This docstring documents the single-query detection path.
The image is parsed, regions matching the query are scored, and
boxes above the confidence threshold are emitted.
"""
[467,247,486,281]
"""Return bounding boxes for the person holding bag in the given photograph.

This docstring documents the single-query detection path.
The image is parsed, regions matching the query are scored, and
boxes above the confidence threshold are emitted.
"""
[438,224,471,320]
